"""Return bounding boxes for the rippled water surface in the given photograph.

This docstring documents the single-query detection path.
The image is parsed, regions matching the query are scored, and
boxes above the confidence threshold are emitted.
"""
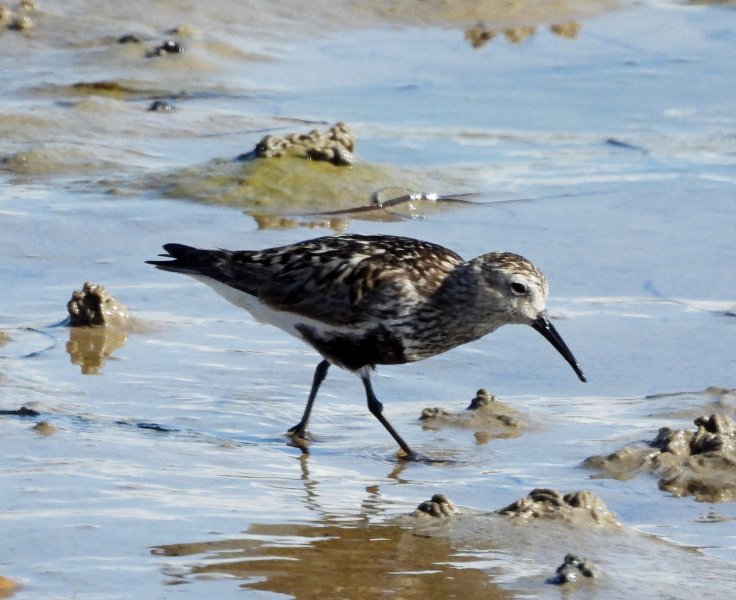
[2,0,736,598]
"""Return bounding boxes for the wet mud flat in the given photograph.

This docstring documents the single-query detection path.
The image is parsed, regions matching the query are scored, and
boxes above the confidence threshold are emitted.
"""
[3,321,736,599]
[2,0,736,598]
[151,488,735,598]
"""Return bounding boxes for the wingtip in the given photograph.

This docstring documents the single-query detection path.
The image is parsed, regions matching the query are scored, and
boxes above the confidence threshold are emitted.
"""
[146,244,183,269]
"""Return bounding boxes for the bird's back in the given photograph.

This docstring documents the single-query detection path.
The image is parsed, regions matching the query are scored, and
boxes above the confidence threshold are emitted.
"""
[148,234,464,327]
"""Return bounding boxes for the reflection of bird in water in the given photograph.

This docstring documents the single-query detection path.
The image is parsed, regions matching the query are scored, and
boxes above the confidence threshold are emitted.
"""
[149,233,585,459]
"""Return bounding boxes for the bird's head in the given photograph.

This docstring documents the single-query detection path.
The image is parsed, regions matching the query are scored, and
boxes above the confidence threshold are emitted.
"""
[475,252,586,383]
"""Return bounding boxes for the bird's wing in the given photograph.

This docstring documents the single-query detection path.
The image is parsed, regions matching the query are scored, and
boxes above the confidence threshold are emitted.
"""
[249,235,464,325]
[152,236,463,326]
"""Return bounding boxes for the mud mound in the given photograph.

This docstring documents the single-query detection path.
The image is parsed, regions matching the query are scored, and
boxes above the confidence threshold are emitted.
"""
[497,488,618,526]
[584,414,736,502]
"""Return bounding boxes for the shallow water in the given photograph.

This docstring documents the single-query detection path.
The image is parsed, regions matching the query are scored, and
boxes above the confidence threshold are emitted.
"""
[2,0,736,598]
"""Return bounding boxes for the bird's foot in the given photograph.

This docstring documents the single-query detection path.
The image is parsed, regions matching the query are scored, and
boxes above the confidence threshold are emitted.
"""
[396,447,419,461]
[286,422,313,452]
[286,431,310,454]
[396,448,456,464]
[286,421,308,437]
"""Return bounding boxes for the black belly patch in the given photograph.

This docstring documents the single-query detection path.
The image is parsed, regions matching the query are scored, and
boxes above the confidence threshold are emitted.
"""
[295,324,406,370]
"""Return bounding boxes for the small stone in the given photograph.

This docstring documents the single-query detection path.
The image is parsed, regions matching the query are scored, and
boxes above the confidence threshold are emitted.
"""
[148,100,174,112]
[146,40,183,58]
[118,33,141,44]
[413,493,458,518]
[331,144,353,166]
[548,553,598,585]
[695,413,736,436]
[328,122,355,152]
[529,488,565,506]
[651,426,693,456]
[468,388,495,410]
[32,421,56,436]
[419,407,447,420]
[254,134,289,158]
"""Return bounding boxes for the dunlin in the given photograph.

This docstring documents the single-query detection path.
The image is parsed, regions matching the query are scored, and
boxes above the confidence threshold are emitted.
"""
[148,234,585,458]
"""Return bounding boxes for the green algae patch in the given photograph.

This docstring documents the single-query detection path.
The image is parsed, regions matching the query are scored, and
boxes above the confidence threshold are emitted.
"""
[37,80,176,101]
[164,154,421,216]
[149,122,470,227]
[161,153,424,215]
[156,121,427,219]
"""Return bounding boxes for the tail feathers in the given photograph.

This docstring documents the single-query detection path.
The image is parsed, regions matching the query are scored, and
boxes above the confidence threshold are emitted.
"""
[146,243,205,273]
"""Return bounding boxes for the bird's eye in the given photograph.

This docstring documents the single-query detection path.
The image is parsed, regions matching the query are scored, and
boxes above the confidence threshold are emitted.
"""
[510,282,528,295]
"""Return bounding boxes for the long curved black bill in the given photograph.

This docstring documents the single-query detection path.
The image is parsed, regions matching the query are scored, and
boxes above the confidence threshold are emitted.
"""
[532,313,586,382]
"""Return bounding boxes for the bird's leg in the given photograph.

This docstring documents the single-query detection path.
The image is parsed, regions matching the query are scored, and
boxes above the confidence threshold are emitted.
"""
[360,370,415,459]
[287,360,330,438]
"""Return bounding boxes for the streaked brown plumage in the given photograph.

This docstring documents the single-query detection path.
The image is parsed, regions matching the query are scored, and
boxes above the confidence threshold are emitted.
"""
[148,234,585,458]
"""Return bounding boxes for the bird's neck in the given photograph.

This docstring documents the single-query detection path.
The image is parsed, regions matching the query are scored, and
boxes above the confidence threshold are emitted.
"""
[401,264,505,361]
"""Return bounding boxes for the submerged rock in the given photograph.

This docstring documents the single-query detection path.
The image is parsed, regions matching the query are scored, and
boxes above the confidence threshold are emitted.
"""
[584,413,736,502]
[497,488,618,526]
[412,494,458,518]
